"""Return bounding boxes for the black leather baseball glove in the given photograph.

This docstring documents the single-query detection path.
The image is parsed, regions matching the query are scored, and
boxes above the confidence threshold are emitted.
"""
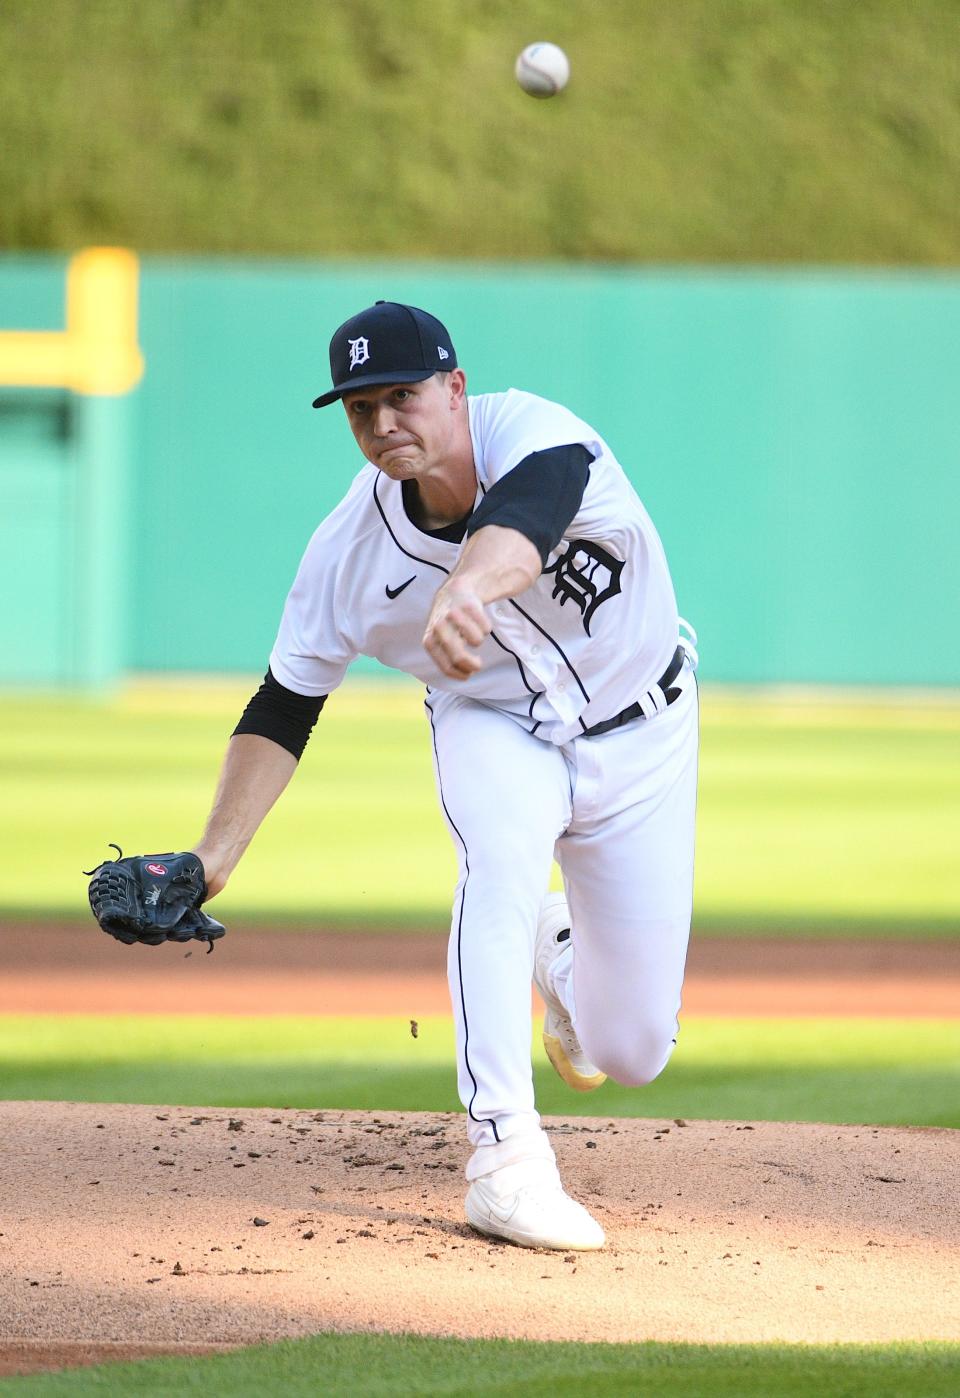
[86,846,226,952]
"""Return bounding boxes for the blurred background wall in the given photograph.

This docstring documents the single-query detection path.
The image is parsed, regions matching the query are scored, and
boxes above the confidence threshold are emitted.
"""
[2,258,958,686]
[1,0,958,689]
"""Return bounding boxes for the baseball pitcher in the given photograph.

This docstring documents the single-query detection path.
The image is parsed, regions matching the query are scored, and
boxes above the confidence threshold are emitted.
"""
[105,302,700,1251]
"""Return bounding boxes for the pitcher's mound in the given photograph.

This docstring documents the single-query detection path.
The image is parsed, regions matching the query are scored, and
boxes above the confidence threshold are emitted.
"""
[1,1102,957,1375]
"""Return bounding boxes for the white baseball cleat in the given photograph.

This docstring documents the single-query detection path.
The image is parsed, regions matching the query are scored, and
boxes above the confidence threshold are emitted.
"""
[465,1155,605,1251]
[534,893,607,1092]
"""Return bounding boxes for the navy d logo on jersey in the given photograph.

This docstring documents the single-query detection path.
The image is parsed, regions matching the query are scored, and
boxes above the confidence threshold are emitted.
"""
[544,540,624,635]
[348,337,370,370]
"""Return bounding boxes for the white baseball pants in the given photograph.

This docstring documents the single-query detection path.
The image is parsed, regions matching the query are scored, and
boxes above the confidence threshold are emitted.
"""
[425,665,699,1152]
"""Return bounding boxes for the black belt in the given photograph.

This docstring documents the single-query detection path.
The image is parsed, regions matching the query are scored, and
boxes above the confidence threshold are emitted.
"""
[580,645,686,739]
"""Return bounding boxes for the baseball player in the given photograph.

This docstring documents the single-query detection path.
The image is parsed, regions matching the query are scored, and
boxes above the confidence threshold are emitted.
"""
[191,301,699,1252]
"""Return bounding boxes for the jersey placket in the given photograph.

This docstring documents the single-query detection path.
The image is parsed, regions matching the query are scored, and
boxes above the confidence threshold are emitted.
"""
[488,602,581,728]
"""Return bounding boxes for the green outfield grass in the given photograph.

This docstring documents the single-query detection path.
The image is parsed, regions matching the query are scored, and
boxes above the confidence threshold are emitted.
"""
[2,679,958,935]
[2,1014,957,1128]
[2,1335,958,1397]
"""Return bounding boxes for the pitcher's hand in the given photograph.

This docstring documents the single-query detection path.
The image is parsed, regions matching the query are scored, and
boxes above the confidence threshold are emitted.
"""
[423,583,492,680]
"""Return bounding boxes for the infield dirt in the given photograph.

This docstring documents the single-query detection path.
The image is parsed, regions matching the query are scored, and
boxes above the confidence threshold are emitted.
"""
[2,929,958,1376]
[2,925,958,1016]
[1,1101,957,1378]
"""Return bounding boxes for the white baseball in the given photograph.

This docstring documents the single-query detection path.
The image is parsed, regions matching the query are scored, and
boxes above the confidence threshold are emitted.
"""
[515,42,570,99]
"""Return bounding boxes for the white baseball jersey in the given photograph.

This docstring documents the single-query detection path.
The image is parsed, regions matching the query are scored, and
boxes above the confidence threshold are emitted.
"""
[270,389,681,744]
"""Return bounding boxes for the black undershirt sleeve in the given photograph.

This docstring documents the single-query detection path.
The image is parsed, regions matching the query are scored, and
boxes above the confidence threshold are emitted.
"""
[232,668,326,760]
[465,443,593,565]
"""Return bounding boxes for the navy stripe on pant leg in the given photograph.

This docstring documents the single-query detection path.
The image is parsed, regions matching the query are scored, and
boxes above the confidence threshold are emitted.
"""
[425,698,500,1144]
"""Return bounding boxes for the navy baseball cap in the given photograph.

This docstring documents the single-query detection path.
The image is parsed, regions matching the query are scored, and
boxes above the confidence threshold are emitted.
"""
[312,300,458,408]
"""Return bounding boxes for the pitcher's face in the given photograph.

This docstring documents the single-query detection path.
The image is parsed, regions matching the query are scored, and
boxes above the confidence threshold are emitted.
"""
[342,370,467,482]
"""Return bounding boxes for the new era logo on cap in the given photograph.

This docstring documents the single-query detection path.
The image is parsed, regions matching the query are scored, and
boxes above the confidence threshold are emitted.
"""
[312,301,457,408]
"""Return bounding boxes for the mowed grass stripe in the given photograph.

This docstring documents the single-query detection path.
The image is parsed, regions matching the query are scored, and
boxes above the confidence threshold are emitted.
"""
[2,679,959,930]
[1,1335,958,1397]
[2,1016,957,1127]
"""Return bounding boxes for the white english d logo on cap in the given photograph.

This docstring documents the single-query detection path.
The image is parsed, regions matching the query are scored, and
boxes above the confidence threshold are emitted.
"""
[348,337,370,369]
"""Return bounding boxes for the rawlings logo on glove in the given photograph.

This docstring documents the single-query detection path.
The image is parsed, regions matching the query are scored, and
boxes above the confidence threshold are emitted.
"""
[85,844,226,952]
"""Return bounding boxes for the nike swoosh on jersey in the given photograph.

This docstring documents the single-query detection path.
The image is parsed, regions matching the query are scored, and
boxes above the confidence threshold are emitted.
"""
[385,576,417,599]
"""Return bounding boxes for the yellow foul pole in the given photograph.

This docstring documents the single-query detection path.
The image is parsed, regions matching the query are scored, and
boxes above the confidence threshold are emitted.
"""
[0,247,144,394]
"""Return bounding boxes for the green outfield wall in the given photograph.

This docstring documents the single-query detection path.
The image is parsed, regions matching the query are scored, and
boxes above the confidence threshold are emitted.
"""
[2,257,958,686]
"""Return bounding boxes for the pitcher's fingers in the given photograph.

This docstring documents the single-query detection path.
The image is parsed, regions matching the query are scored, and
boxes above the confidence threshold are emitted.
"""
[446,653,483,679]
[424,628,482,679]
[447,609,488,647]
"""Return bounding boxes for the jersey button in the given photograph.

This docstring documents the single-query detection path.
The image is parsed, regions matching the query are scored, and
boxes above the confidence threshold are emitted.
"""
[556,681,567,693]
[530,644,541,656]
